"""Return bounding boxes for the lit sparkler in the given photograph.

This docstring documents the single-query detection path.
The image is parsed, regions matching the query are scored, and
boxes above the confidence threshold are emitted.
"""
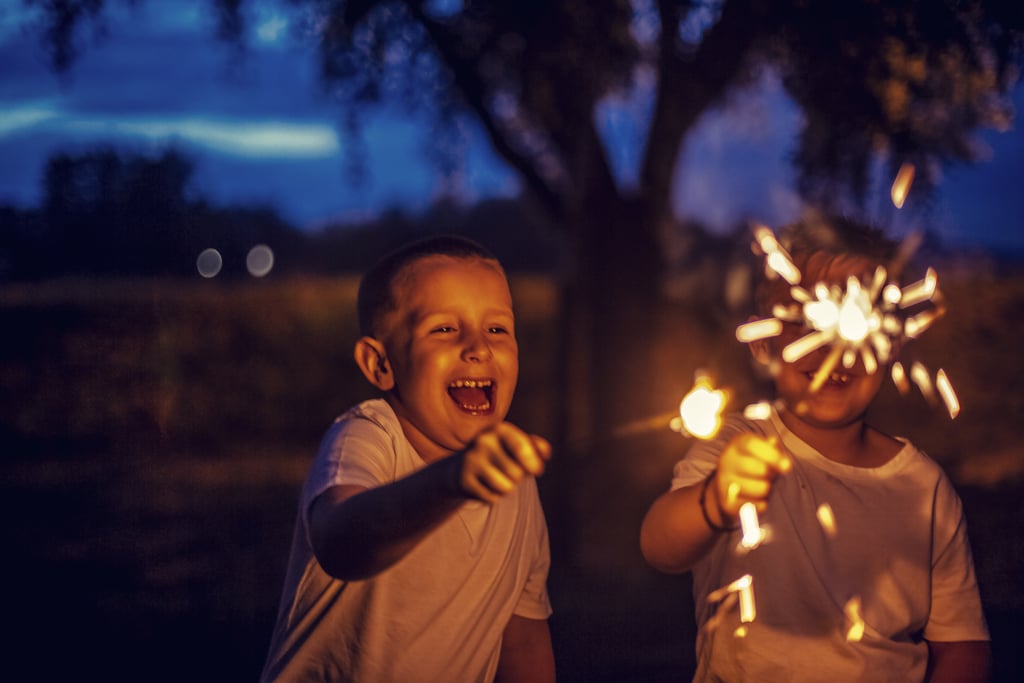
[676,373,766,552]
[739,224,958,419]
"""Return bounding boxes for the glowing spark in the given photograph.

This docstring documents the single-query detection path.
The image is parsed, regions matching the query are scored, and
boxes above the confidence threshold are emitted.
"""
[808,345,844,394]
[743,401,773,421]
[904,309,940,338]
[754,224,801,284]
[678,375,729,439]
[898,268,938,309]
[844,596,866,642]
[782,329,833,362]
[910,362,934,400]
[816,503,837,537]
[736,318,783,343]
[739,503,764,549]
[891,162,916,209]
[936,369,960,419]
[891,361,910,394]
[710,574,757,623]
[735,574,756,623]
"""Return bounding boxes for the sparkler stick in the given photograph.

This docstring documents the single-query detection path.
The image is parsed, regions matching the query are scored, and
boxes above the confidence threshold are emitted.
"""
[677,373,766,551]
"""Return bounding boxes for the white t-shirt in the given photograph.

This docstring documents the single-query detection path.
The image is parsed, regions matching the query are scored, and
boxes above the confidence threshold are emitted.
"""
[671,410,988,683]
[261,399,552,683]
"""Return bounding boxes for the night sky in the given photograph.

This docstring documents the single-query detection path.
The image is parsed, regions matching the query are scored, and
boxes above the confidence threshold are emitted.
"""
[2,0,1023,251]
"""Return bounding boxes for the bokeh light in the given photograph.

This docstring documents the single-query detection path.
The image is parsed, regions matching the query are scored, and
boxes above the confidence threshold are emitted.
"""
[246,245,275,277]
[196,248,223,278]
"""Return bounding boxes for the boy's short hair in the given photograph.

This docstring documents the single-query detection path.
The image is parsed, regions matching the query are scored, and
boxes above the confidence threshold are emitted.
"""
[755,213,900,315]
[357,234,502,338]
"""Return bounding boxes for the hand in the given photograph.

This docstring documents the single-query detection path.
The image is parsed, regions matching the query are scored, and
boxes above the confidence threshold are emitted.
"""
[455,422,551,504]
[714,433,791,518]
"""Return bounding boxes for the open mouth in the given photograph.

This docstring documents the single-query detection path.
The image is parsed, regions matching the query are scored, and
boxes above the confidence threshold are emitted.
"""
[805,371,853,387]
[448,378,495,415]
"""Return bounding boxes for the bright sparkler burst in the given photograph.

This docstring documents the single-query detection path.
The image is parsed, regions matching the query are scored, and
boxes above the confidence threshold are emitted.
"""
[738,225,959,418]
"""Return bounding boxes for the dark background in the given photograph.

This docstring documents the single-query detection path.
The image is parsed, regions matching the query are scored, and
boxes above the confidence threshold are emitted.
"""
[1,241,1021,681]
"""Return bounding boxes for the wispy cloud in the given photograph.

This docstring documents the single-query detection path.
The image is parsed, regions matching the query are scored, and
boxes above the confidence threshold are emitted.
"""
[0,103,339,158]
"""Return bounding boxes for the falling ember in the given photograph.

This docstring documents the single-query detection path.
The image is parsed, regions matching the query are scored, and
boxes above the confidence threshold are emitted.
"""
[710,574,758,624]
[739,503,764,549]
[678,375,729,440]
[816,503,837,537]
[736,574,757,623]
[891,162,915,209]
[936,369,960,419]
[844,596,866,642]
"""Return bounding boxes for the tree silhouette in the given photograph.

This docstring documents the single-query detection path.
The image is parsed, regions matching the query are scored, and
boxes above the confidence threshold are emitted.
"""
[28,0,1024,454]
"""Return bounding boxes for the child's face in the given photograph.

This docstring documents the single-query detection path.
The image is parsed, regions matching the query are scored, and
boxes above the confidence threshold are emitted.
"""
[761,252,889,430]
[379,255,519,461]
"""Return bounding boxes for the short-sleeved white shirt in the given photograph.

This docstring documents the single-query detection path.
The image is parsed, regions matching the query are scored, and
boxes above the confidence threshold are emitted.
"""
[261,399,552,683]
[671,409,988,683]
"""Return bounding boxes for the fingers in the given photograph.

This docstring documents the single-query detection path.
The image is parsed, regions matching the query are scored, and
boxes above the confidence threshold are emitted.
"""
[458,424,550,503]
[716,433,790,514]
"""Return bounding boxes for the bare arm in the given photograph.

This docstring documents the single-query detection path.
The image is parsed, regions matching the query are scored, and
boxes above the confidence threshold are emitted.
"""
[640,433,790,573]
[311,422,550,580]
[640,477,723,573]
[494,615,555,683]
[925,640,991,683]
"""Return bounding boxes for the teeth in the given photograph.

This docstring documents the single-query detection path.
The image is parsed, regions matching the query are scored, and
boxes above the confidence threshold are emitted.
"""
[449,379,493,388]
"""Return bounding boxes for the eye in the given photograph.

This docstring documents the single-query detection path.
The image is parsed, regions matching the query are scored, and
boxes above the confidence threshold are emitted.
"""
[431,325,456,334]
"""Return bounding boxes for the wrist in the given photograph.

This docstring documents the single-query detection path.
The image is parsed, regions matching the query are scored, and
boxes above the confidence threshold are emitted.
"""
[699,471,738,533]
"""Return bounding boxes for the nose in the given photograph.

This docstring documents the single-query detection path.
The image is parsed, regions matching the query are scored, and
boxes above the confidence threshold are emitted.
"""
[462,330,493,362]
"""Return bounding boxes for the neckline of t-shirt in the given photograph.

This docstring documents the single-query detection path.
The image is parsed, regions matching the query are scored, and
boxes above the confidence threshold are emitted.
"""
[768,408,914,479]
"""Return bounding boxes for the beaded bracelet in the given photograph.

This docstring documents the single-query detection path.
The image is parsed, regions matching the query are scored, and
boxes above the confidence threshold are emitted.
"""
[699,470,738,533]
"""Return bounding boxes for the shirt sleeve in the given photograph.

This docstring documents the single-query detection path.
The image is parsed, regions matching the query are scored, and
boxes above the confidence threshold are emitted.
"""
[513,479,554,620]
[923,475,990,642]
[300,413,396,535]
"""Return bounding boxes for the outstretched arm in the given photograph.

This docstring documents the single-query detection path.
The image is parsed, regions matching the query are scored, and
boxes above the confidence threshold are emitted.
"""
[640,433,790,573]
[925,640,991,683]
[495,615,555,683]
[310,422,550,580]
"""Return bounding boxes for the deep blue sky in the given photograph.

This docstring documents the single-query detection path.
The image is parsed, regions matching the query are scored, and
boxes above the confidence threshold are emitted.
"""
[2,0,1023,251]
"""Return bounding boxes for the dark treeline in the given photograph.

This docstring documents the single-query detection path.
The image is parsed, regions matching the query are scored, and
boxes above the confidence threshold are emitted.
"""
[0,147,569,282]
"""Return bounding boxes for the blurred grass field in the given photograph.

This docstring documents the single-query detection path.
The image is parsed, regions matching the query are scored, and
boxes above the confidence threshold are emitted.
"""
[1,270,1022,681]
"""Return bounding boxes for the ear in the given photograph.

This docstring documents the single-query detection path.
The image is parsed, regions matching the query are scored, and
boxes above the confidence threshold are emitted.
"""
[354,336,395,391]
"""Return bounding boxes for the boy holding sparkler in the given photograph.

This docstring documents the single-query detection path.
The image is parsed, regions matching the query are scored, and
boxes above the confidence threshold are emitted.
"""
[640,215,990,682]
[261,235,555,683]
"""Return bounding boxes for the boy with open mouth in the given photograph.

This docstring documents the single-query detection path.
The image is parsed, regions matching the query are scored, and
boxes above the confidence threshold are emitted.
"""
[262,235,555,683]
